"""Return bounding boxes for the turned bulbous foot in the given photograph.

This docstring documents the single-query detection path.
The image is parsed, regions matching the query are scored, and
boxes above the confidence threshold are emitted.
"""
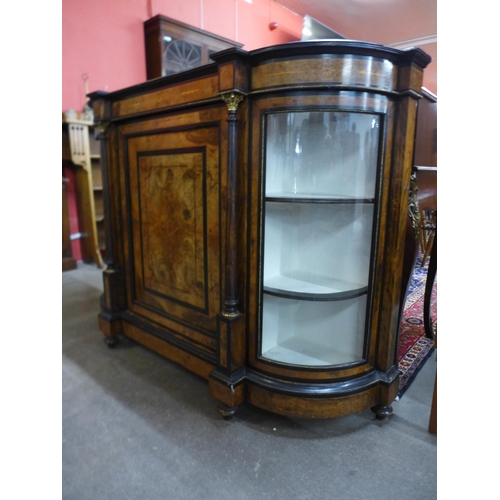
[217,404,238,420]
[371,404,393,420]
[104,336,119,348]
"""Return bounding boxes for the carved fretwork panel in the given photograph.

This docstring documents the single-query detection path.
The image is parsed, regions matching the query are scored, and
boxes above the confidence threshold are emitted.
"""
[123,123,221,342]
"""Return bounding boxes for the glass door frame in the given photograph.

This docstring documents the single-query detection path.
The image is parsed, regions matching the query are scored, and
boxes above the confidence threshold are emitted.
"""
[247,94,393,381]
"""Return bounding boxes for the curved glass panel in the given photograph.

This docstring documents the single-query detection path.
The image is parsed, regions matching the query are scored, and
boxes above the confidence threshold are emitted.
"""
[261,111,380,367]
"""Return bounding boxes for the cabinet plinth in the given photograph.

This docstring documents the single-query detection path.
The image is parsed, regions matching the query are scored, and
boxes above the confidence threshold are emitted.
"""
[90,40,431,420]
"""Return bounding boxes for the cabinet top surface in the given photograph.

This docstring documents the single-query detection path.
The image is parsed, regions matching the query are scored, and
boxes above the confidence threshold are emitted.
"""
[90,40,431,105]
[245,40,430,66]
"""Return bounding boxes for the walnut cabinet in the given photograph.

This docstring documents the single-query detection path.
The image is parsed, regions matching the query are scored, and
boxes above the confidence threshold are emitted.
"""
[90,41,431,420]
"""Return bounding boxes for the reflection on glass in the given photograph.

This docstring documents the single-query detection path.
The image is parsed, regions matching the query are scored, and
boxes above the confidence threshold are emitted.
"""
[261,111,380,367]
[163,38,203,76]
[265,111,379,199]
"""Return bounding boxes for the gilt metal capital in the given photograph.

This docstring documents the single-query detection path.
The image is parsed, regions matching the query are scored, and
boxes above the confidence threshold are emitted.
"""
[95,120,110,140]
[221,92,244,112]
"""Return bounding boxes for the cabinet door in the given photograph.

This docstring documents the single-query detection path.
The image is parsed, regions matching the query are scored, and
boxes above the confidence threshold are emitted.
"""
[249,95,390,377]
[116,108,226,352]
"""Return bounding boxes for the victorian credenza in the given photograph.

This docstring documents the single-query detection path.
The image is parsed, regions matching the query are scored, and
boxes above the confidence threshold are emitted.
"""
[89,40,431,420]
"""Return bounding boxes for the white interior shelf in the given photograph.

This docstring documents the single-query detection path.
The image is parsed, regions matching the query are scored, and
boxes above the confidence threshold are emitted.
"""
[261,337,362,366]
[261,294,367,367]
[263,202,374,289]
[264,272,367,299]
[265,193,374,202]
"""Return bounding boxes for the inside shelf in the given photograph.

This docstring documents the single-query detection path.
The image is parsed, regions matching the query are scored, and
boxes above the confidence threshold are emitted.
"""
[261,336,362,366]
[261,294,367,367]
[266,193,374,203]
[264,202,374,290]
[264,272,367,300]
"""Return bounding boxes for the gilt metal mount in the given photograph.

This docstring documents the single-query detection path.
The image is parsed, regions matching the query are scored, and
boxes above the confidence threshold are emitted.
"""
[408,172,421,241]
[221,92,244,112]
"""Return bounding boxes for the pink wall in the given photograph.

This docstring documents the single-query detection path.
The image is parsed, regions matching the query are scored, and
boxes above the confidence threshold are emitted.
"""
[62,0,303,111]
[63,0,302,261]
[64,0,435,263]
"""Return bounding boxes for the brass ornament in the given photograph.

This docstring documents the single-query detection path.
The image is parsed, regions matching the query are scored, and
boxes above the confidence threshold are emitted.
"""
[98,122,109,133]
[221,310,241,319]
[408,172,421,241]
[94,120,110,140]
[221,92,244,112]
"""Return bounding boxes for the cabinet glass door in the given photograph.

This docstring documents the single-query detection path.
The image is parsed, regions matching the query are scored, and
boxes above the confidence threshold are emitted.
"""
[261,111,380,367]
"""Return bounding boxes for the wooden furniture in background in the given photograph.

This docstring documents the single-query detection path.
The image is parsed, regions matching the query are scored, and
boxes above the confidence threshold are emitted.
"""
[90,41,431,420]
[414,88,437,168]
[429,372,437,433]
[416,166,437,268]
[144,15,243,79]
[400,168,437,336]
[62,117,105,268]
[427,234,437,433]
[62,177,77,272]
[414,89,437,337]
[400,88,437,313]
[399,88,437,431]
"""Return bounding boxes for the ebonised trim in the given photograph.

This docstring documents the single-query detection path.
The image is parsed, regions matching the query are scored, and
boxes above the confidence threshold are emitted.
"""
[93,41,430,107]
[246,41,431,68]
[245,364,399,398]
[121,311,217,365]
[263,286,368,302]
[265,196,375,204]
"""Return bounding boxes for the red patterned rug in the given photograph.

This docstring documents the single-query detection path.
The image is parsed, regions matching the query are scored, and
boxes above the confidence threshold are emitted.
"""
[397,253,437,398]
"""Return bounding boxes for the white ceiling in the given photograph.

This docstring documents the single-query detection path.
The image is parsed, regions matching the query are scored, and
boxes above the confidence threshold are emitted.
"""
[275,0,437,95]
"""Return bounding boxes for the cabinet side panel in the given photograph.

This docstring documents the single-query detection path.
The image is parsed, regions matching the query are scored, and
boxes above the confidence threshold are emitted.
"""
[376,96,419,370]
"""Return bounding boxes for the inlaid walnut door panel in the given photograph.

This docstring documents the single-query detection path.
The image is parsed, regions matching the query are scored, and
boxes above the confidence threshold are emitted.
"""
[137,150,206,310]
[121,116,223,347]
